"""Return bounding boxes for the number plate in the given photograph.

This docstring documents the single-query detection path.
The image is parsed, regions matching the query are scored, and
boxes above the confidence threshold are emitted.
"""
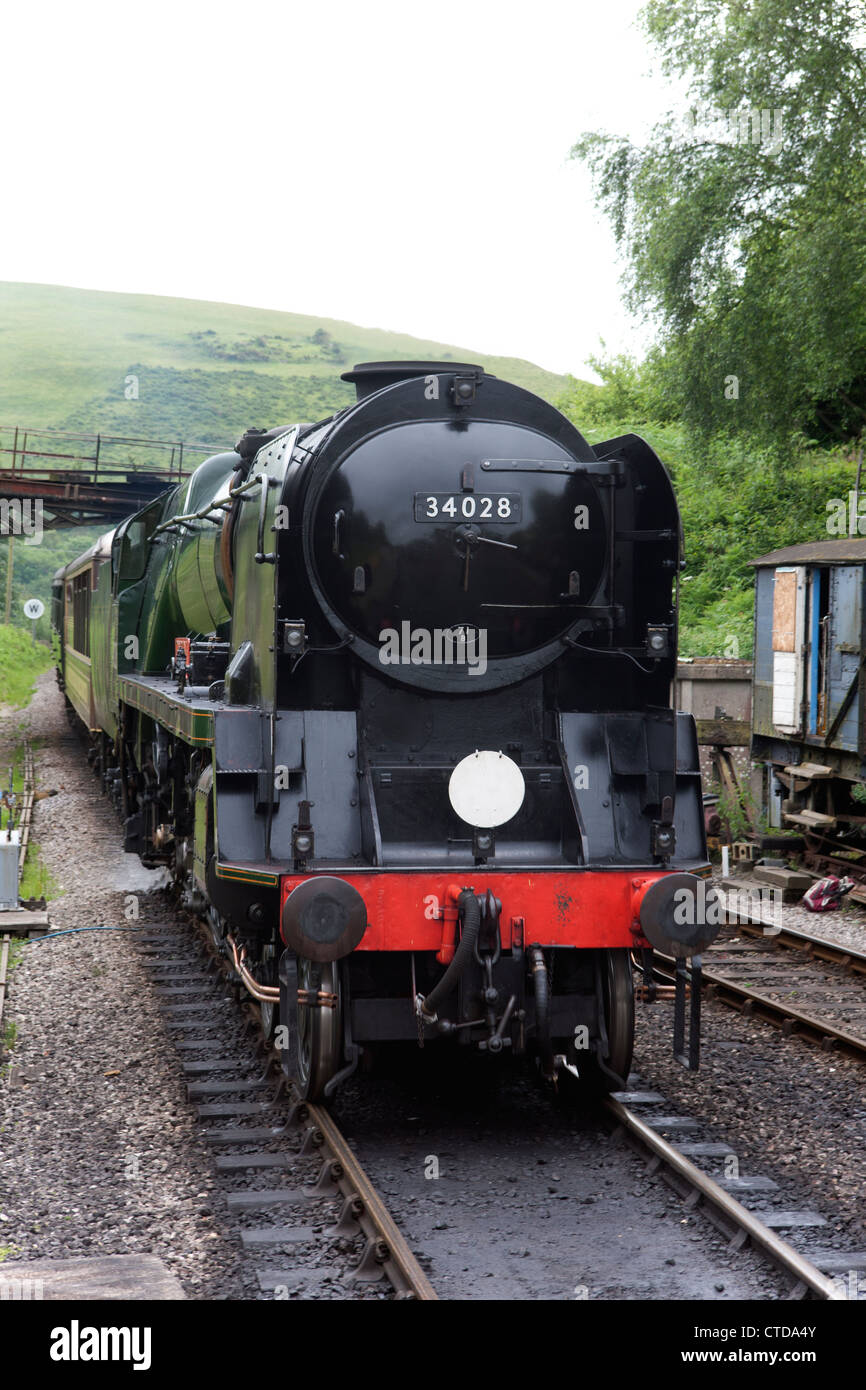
[414,492,522,523]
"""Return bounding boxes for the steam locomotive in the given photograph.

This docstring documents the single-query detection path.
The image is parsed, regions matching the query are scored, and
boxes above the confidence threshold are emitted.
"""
[52,361,718,1100]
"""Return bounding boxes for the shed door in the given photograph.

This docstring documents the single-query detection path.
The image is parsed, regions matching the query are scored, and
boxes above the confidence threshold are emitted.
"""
[826,566,862,751]
[772,566,806,732]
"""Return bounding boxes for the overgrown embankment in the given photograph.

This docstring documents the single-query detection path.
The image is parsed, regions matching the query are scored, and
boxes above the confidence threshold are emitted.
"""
[0,627,54,708]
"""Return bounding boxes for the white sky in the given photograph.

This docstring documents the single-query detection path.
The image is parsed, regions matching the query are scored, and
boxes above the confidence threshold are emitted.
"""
[0,1,679,378]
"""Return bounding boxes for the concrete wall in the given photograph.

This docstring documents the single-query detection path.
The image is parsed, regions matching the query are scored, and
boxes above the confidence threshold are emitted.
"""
[675,659,757,802]
[675,659,752,721]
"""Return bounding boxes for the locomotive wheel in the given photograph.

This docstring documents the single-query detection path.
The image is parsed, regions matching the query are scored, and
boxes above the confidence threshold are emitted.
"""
[259,943,278,1039]
[207,905,226,955]
[581,948,634,1095]
[296,957,342,1102]
[555,948,634,1100]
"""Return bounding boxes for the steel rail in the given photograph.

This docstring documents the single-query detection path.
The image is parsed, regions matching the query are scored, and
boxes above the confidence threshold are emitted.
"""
[17,744,35,872]
[701,971,866,1059]
[652,891,866,1058]
[295,1098,438,1301]
[653,950,866,1062]
[194,922,438,1300]
[0,933,10,1045]
[604,1098,839,1299]
[733,916,866,976]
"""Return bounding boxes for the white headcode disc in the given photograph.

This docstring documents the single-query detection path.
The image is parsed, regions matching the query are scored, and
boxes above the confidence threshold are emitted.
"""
[448,750,526,829]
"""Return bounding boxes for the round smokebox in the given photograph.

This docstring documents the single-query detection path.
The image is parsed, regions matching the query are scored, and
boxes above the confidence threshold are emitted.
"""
[639,872,722,958]
[281,877,367,962]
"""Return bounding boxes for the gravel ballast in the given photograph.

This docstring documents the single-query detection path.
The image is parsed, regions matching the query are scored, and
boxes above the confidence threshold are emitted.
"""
[0,675,245,1298]
[633,990,866,1258]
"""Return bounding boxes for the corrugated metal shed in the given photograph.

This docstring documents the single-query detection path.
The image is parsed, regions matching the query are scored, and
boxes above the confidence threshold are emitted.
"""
[749,539,866,567]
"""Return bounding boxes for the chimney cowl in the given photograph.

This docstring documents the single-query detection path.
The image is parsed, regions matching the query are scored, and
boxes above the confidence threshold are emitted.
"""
[341,360,488,400]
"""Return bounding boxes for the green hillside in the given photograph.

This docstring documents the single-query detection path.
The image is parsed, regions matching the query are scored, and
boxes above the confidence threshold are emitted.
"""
[0,281,576,646]
[0,281,569,444]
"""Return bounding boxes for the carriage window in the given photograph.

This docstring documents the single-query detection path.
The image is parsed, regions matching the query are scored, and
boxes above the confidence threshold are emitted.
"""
[70,572,90,655]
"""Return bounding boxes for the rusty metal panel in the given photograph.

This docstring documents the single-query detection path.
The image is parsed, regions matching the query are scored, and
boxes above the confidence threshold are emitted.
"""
[771,568,806,732]
[772,568,798,651]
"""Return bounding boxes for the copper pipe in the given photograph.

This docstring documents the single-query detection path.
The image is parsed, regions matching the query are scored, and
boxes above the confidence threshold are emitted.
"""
[226,933,280,1003]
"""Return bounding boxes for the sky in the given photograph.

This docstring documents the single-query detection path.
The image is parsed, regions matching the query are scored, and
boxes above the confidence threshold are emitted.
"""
[0,1,681,379]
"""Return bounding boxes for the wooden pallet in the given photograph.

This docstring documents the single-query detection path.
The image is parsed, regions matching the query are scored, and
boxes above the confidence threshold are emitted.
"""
[783,762,834,781]
[784,809,837,828]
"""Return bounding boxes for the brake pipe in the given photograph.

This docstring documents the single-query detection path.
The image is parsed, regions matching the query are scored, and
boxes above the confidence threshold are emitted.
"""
[417,887,480,1023]
[436,882,464,965]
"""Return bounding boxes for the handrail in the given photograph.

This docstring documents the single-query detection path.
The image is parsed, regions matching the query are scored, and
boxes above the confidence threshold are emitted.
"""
[0,425,226,487]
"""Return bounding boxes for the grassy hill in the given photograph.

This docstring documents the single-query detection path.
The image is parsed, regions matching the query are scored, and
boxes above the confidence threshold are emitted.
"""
[0,281,576,648]
[0,281,569,444]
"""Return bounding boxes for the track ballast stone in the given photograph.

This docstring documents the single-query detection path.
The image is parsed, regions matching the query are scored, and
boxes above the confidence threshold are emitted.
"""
[0,675,244,1298]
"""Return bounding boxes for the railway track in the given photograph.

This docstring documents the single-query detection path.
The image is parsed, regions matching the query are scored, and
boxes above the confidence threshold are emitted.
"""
[653,890,866,1062]
[5,722,847,1301]
[135,909,437,1300]
[733,917,866,976]
[17,742,36,872]
[135,896,851,1301]
[604,1097,839,1299]
[292,1098,437,1298]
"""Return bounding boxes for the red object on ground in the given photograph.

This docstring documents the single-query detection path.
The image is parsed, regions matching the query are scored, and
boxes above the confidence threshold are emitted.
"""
[802,875,855,911]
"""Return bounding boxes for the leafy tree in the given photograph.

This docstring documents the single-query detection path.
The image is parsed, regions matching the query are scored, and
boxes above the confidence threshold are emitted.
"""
[557,346,674,428]
[572,1,866,450]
